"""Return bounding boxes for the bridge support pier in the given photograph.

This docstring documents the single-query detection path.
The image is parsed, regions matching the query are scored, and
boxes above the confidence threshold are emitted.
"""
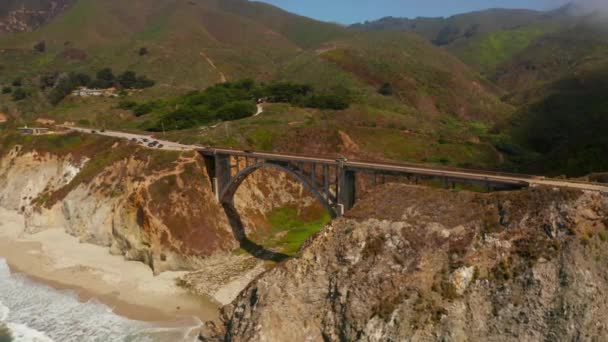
[204,153,232,203]
[338,168,356,215]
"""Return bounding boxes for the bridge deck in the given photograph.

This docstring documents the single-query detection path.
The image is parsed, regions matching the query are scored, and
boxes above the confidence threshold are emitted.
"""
[61,127,608,194]
[198,147,608,193]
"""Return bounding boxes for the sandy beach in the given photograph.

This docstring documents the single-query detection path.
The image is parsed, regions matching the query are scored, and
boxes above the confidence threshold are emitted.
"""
[0,208,219,323]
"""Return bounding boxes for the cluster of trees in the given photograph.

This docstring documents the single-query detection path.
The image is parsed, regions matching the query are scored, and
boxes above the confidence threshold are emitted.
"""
[262,82,351,110]
[126,79,352,132]
[90,68,155,89]
[44,68,155,105]
[1,78,27,101]
[145,80,259,131]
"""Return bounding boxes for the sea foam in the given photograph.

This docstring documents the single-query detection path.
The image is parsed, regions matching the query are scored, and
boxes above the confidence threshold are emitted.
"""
[0,259,199,342]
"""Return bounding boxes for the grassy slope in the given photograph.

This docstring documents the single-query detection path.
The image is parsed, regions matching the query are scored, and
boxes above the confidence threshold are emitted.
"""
[0,0,515,173]
[355,8,608,176]
[254,206,331,256]
[451,23,557,74]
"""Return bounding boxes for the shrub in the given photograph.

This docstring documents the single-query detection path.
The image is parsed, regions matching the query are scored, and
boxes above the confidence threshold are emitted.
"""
[1,86,11,94]
[378,82,394,96]
[118,100,137,110]
[153,107,208,131]
[12,88,26,101]
[264,82,312,103]
[12,78,22,87]
[216,101,257,121]
[34,40,46,53]
[48,73,90,105]
[39,73,59,89]
[96,68,115,82]
[118,71,137,89]
[73,73,91,87]
[305,94,350,110]
[134,76,155,89]
[132,102,162,117]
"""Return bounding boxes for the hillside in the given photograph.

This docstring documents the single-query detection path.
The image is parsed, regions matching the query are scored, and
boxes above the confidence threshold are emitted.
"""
[351,5,592,75]
[353,6,608,176]
[0,0,73,34]
[0,0,515,172]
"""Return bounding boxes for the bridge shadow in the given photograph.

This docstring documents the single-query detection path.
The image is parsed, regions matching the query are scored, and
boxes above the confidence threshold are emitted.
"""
[221,203,290,263]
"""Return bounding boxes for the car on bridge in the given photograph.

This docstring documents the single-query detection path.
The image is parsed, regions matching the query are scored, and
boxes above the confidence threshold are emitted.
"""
[336,156,348,163]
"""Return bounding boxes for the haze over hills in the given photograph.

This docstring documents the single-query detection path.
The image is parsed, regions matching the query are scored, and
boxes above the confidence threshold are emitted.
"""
[353,3,608,175]
[0,0,606,176]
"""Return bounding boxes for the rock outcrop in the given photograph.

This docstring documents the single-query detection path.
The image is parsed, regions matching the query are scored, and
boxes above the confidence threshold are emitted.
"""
[0,135,320,280]
[202,184,608,341]
[0,0,72,34]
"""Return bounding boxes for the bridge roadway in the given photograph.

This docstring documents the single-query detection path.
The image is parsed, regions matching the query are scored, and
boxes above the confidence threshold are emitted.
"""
[65,126,608,195]
[199,147,608,193]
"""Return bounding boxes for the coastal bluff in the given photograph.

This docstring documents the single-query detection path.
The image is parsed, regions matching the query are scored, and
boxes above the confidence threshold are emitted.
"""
[0,133,319,304]
[203,184,608,341]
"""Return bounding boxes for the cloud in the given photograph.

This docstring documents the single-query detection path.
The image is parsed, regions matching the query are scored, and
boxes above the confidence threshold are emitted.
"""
[563,0,608,13]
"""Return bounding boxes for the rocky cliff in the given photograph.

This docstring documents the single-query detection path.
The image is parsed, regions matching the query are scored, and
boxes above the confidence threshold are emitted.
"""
[202,184,608,341]
[0,133,321,303]
[0,0,72,34]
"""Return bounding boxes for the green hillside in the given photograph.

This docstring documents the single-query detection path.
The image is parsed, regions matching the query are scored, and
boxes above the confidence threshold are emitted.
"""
[6,0,608,177]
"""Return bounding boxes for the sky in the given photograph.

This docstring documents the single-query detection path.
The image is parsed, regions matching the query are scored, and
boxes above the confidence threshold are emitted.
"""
[257,0,571,24]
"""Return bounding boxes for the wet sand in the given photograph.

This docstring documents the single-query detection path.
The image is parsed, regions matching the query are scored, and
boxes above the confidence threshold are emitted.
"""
[0,208,219,323]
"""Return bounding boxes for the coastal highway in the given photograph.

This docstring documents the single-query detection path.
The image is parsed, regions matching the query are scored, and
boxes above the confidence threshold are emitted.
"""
[64,126,608,194]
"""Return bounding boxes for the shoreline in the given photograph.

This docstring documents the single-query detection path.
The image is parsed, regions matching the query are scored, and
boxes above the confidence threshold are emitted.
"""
[0,208,219,324]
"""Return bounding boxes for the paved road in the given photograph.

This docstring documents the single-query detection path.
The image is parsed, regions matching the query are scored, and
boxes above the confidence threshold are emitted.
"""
[64,126,608,194]
[66,126,192,151]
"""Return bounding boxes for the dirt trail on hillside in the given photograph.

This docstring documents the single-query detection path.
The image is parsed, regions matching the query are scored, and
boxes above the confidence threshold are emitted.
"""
[200,52,227,83]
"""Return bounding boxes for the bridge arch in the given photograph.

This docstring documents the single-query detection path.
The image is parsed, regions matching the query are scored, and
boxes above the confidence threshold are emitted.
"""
[219,162,339,218]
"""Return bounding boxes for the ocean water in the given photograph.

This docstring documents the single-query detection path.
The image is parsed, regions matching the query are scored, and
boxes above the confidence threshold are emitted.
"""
[0,259,201,342]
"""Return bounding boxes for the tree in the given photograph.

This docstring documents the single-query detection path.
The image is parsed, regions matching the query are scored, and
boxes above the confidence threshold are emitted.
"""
[139,47,149,56]
[264,82,312,103]
[47,73,87,105]
[97,68,115,81]
[1,86,11,94]
[378,82,394,96]
[73,73,91,87]
[305,94,349,110]
[48,76,75,105]
[39,72,59,89]
[216,101,257,121]
[118,71,137,89]
[12,88,26,101]
[94,68,115,88]
[12,78,22,87]
[33,40,46,53]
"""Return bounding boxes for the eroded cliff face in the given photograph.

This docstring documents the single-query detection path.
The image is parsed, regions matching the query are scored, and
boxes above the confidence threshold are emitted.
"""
[0,136,320,280]
[202,184,608,341]
[0,0,72,34]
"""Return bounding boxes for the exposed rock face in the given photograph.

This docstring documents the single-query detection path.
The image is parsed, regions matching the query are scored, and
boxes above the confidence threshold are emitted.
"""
[0,139,319,278]
[0,0,72,34]
[203,185,608,341]
[0,144,236,273]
